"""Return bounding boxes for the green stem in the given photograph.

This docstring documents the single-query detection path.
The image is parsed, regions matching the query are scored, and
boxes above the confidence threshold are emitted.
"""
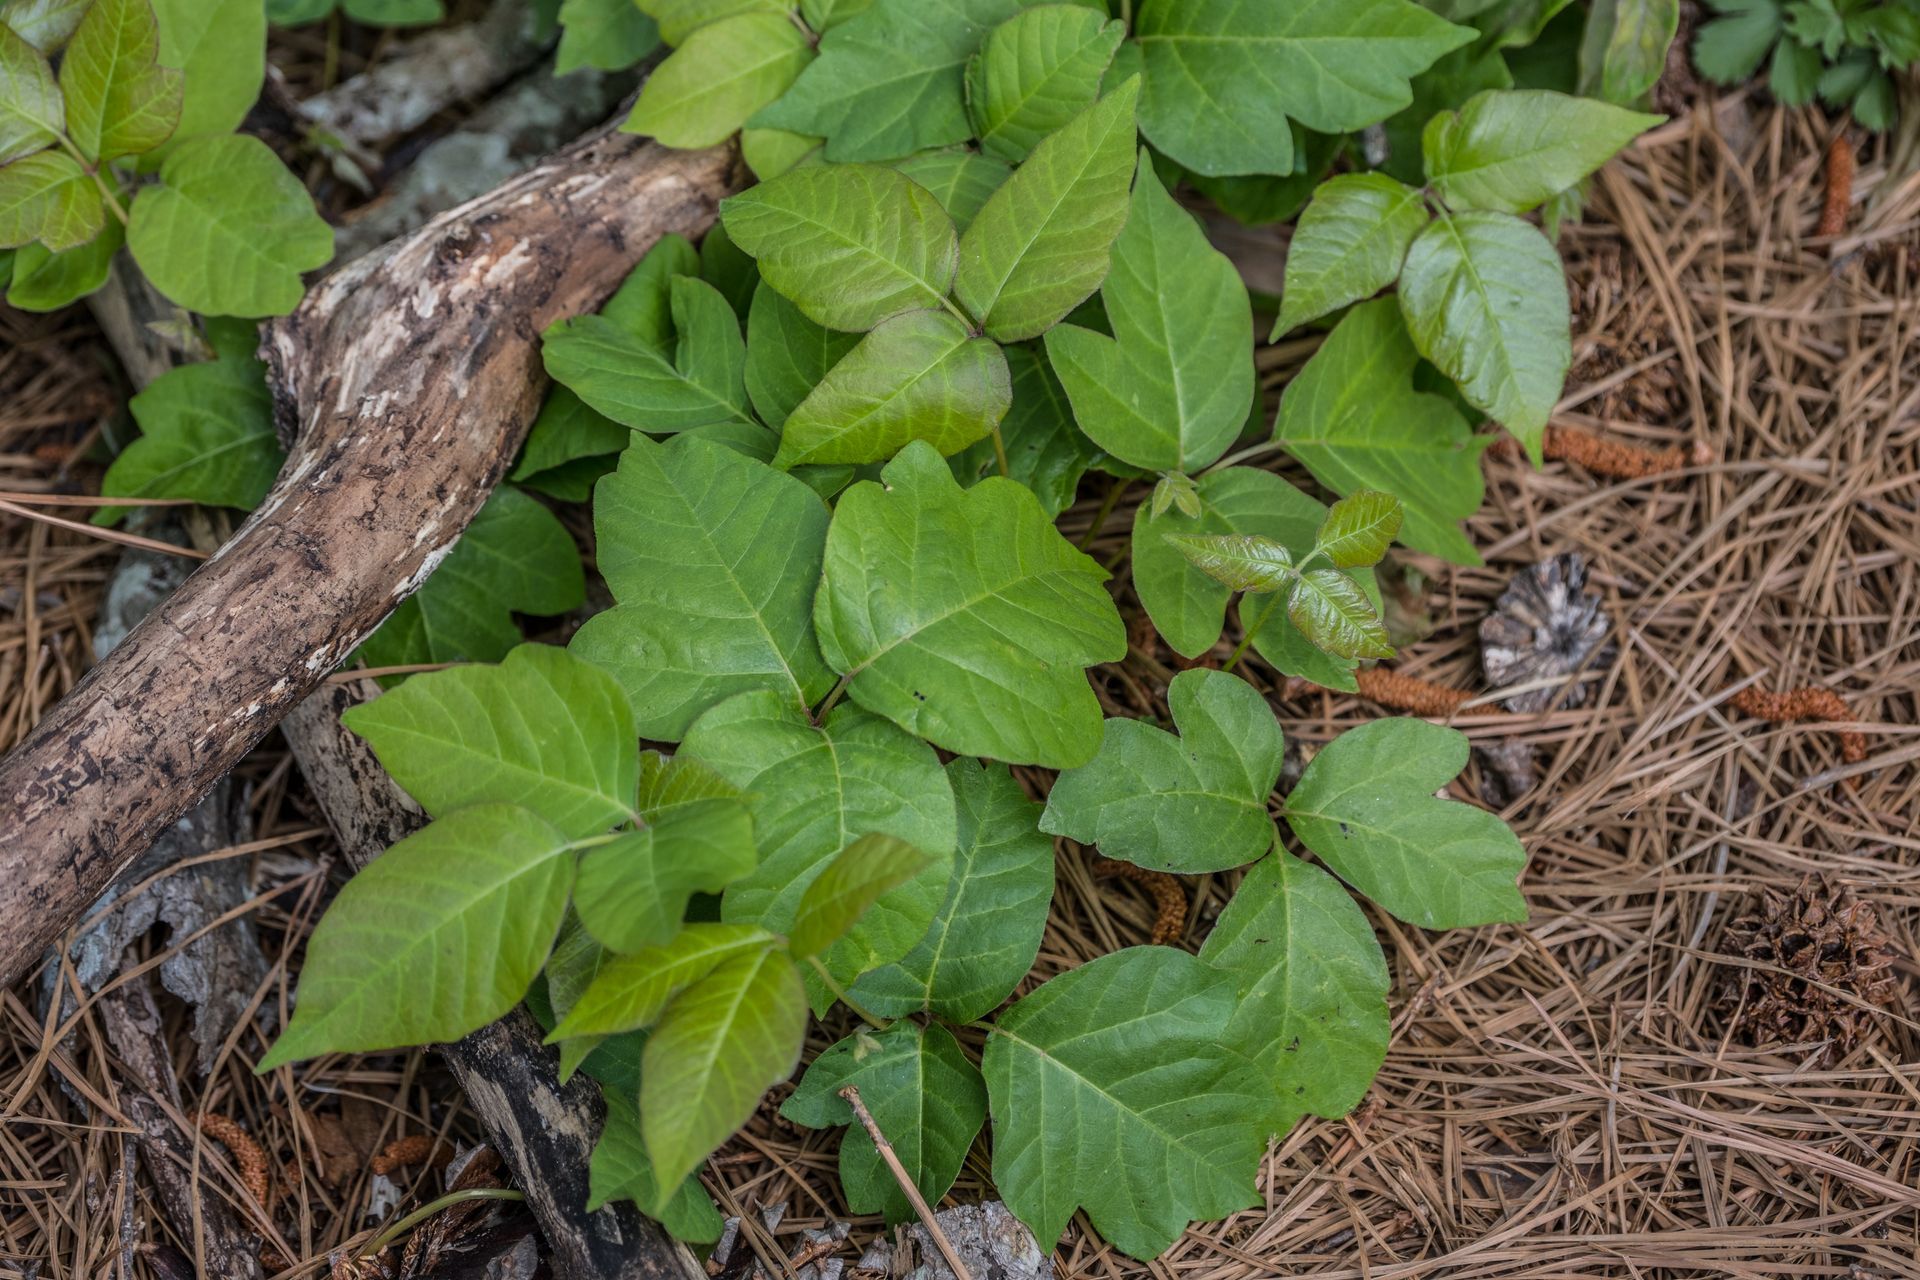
[56,134,129,226]
[1202,440,1286,476]
[1120,0,1132,31]
[813,673,851,722]
[1225,593,1282,672]
[942,293,977,331]
[806,956,889,1031]
[989,422,1011,477]
[1076,478,1129,552]
[361,1189,524,1259]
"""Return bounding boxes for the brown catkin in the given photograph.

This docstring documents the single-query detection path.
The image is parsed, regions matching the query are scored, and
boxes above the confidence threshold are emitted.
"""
[1493,425,1710,479]
[1354,666,1475,717]
[1818,135,1854,237]
[1092,859,1186,946]
[371,1133,453,1177]
[195,1113,270,1208]
[1730,686,1867,764]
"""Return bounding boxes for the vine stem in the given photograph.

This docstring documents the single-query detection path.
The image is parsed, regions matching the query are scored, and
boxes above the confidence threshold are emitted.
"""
[813,673,851,722]
[359,1188,524,1258]
[989,422,1011,477]
[838,1085,976,1280]
[56,134,129,226]
[1076,477,1128,552]
[1202,439,1287,475]
[1224,594,1281,671]
[806,957,889,1030]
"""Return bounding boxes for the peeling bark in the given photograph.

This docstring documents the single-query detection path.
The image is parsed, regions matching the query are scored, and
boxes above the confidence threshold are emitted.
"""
[0,126,736,987]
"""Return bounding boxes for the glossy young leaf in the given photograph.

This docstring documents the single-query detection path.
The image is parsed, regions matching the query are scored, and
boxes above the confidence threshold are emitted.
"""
[1042,668,1283,873]
[59,0,182,162]
[852,758,1052,1020]
[624,12,812,148]
[1424,89,1661,215]
[357,485,585,670]
[753,0,1026,161]
[1285,717,1528,928]
[589,1091,725,1241]
[342,643,638,838]
[1286,568,1392,660]
[744,280,860,430]
[953,77,1137,342]
[815,442,1126,767]
[967,3,1124,163]
[983,947,1267,1258]
[569,434,835,739]
[1162,532,1295,594]
[1314,490,1403,569]
[948,341,1102,519]
[1132,0,1471,177]
[0,25,61,164]
[127,135,332,316]
[4,0,89,52]
[775,309,1011,468]
[641,946,809,1200]
[789,833,934,959]
[1397,210,1569,464]
[575,801,758,954]
[1045,155,1251,472]
[96,325,279,523]
[1199,851,1389,1131]
[683,689,958,954]
[153,0,265,142]
[0,150,104,250]
[1270,172,1429,339]
[1273,299,1487,566]
[259,804,576,1067]
[892,148,1009,232]
[721,162,959,332]
[551,923,778,1039]
[782,1022,986,1223]
[556,0,660,75]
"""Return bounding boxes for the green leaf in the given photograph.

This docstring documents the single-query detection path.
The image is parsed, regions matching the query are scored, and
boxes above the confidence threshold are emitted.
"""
[357,485,585,670]
[1314,490,1402,569]
[1273,298,1487,566]
[740,125,819,179]
[510,387,627,494]
[1041,668,1282,873]
[1424,89,1661,215]
[1043,153,1251,472]
[1286,568,1392,660]
[668,274,750,410]
[59,0,181,161]
[1578,0,1679,104]
[95,327,279,523]
[557,0,660,74]
[1284,716,1528,928]
[602,232,701,347]
[637,748,743,815]
[623,12,812,148]
[258,804,576,1068]
[781,1022,986,1224]
[789,833,934,959]
[800,0,873,31]
[682,689,957,957]
[636,0,784,46]
[851,758,1052,1020]
[774,309,1011,468]
[967,3,1123,163]
[342,643,638,838]
[541,317,752,433]
[721,162,958,332]
[745,279,860,430]
[589,1091,725,1242]
[892,148,1009,232]
[127,134,332,316]
[1397,209,1569,463]
[1132,0,1471,177]
[4,218,117,310]
[983,947,1267,1258]
[753,0,1026,162]
[1380,42,1513,186]
[953,77,1137,342]
[0,25,62,164]
[569,434,835,739]
[1693,0,1780,84]
[575,801,758,953]
[815,441,1125,768]
[641,945,808,1198]
[551,923,778,1038]
[697,220,758,319]
[0,150,103,250]
[153,0,265,142]
[1269,172,1429,339]
[4,0,89,52]
[1163,531,1295,594]
[948,340,1101,518]
[1199,851,1389,1131]
[342,0,442,23]
[535,919,629,1085]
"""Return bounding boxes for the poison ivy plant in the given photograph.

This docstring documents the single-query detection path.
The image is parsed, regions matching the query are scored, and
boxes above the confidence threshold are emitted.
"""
[1695,0,1915,129]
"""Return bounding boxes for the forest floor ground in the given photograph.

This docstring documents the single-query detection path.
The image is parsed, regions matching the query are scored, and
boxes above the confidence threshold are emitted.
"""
[2,93,1917,1280]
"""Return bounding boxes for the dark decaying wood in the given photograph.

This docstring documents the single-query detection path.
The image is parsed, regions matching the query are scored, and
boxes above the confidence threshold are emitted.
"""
[0,127,736,988]
[286,681,707,1280]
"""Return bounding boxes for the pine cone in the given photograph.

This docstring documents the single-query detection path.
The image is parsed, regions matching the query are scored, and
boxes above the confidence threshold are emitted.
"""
[1479,553,1613,713]
[1716,875,1902,1062]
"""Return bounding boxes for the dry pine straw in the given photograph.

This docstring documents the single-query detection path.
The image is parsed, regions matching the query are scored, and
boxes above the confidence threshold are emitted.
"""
[3,98,1918,1280]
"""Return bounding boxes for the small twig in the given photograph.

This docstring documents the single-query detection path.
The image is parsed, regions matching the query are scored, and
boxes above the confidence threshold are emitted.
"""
[1729,685,1868,765]
[0,498,209,559]
[836,1086,975,1280]
[1091,859,1186,945]
[1818,134,1854,238]
[1353,666,1475,717]
[1490,424,1711,480]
